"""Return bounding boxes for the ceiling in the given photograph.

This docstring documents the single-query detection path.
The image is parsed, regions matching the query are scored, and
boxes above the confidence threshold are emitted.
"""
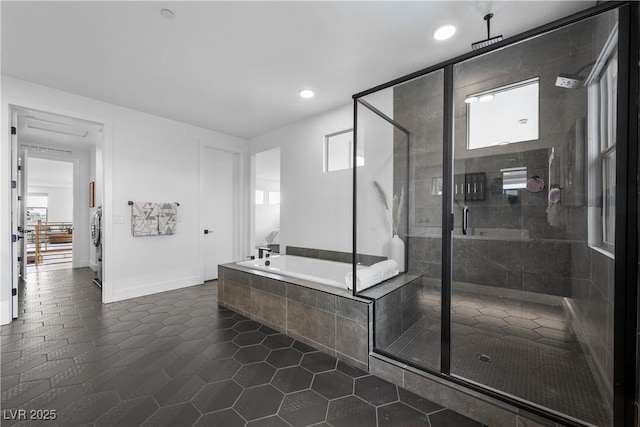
[1,1,595,140]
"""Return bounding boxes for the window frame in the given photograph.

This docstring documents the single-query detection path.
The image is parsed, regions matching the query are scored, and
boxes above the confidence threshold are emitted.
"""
[324,128,363,172]
[587,24,618,256]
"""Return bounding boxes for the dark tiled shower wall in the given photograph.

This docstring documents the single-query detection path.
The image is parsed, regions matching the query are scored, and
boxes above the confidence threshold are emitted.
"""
[392,16,602,294]
[569,247,615,402]
[373,277,423,350]
[218,265,373,371]
[407,236,590,297]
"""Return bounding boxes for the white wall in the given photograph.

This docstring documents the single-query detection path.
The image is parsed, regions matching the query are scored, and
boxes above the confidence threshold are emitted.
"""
[250,105,352,254]
[249,99,393,258]
[27,185,73,222]
[1,76,249,324]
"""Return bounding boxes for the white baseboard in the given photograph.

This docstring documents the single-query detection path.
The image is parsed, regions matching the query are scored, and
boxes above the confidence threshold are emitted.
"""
[110,275,203,302]
[73,258,90,268]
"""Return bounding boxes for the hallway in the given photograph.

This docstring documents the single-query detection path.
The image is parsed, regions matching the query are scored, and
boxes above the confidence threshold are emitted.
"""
[1,268,484,427]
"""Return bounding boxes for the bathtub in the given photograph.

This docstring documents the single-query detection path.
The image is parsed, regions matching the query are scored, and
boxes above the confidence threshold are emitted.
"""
[236,255,366,289]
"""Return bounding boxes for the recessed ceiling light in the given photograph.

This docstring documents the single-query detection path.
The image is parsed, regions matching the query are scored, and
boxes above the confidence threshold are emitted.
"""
[479,94,495,102]
[433,25,456,41]
[464,96,479,103]
[160,9,175,20]
[299,89,315,99]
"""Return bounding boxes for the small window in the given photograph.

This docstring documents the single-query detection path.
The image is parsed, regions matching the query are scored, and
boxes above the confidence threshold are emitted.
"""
[268,191,280,205]
[324,129,364,172]
[255,190,265,205]
[467,78,540,150]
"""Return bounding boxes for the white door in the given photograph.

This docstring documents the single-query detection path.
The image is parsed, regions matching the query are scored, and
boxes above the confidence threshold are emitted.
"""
[201,146,237,280]
[10,110,20,318]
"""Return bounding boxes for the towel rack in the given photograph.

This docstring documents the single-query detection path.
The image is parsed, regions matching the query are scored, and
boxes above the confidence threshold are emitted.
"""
[128,201,180,206]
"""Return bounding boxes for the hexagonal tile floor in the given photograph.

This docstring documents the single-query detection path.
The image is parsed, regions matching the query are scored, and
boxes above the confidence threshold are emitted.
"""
[384,286,611,426]
[1,268,485,426]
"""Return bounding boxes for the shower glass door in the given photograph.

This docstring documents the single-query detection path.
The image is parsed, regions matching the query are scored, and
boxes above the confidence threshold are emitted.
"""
[356,70,444,372]
[450,9,618,426]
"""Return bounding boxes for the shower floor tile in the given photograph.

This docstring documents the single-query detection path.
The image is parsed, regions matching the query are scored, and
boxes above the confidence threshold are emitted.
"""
[384,287,611,426]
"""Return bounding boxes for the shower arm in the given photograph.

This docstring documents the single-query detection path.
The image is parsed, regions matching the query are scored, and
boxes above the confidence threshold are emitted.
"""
[485,13,493,39]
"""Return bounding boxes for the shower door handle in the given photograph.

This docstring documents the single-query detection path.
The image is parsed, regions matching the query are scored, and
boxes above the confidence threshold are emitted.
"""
[462,206,469,235]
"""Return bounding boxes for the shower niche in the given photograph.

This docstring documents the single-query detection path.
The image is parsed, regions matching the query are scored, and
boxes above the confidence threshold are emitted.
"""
[353,5,636,427]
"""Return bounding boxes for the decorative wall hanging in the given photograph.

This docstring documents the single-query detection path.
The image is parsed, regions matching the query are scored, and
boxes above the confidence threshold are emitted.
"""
[131,202,159,236]
[129,201,180,236]
[158,203,178,235]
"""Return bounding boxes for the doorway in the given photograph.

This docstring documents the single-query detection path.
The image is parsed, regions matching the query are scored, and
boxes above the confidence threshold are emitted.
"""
[254,148,281,256]
[26,157,74,270]
[10,106,104,320]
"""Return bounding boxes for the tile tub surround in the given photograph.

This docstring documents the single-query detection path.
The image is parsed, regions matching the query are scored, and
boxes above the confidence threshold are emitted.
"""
[218,264,373,370]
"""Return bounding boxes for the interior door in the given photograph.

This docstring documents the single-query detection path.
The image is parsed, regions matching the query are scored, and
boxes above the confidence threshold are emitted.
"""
[10,110,20,318]
[202,146,237,280]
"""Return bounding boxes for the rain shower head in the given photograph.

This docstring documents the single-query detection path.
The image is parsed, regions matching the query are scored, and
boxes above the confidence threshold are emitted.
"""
[555,62,594,89]
[555,74,585,89]
[471,13,503,50]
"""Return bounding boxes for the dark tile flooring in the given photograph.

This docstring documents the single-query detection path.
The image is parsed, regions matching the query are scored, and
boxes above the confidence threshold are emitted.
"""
[384,286,611,426]
[1,268,485,427]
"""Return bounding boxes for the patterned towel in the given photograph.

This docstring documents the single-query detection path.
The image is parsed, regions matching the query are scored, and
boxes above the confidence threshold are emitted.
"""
[158,203,178,235]
[131,202,159,236]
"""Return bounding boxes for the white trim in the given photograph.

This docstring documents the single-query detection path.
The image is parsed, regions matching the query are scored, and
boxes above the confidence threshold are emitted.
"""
[112,274,202,302]
[7,103,112,307]
[584,23,619,85]
[10,108,18,320]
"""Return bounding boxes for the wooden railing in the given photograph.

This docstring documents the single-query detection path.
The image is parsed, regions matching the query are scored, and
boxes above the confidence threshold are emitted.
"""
[30,220,73,266]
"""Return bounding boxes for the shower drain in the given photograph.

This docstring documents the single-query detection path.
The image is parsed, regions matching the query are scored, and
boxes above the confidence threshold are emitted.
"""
[476,353,492,363]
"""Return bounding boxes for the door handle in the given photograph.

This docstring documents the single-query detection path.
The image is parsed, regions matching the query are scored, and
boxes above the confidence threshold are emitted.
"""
[204,229,210,235]
[462,206,469,235]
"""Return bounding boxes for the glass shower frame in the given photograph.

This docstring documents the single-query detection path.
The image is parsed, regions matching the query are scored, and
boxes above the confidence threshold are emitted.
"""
[350,3,639,427]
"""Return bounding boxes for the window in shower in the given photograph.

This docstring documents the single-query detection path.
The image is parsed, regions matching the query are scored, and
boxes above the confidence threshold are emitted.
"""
[466,78,539,150]
[588,29,618,253]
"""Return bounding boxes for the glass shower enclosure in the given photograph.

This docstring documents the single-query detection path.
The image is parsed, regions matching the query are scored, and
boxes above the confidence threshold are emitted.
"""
[353,4,637,426]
